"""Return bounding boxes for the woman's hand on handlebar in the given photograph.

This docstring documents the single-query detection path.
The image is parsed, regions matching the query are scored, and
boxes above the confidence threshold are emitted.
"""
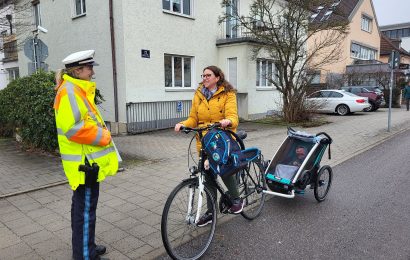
[175,123,184,132]
[219,119,232,128]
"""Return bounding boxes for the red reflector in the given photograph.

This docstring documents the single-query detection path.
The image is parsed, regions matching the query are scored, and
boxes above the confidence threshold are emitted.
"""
[356,99,365,103]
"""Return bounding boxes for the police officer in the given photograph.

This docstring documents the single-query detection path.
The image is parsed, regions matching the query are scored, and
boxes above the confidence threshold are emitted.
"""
[54,50,121,260]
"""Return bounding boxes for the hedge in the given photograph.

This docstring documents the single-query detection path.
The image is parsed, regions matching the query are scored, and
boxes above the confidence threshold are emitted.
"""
[0,71,105,152]
[0,71,58,152]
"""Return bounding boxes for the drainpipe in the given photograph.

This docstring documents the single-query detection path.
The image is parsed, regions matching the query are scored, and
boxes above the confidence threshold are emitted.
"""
[109,0,119,122]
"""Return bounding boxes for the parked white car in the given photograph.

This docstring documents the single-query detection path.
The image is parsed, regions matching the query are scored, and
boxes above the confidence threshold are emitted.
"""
[307,90,371,116]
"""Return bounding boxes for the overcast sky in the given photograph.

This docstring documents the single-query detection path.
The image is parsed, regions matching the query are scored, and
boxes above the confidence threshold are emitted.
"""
[372,0,409,26]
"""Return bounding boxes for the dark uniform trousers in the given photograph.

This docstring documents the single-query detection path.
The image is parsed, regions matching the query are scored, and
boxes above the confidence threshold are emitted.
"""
[71,182,100,260]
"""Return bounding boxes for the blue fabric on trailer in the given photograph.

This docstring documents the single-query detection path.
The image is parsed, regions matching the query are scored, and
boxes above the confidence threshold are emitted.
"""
[287,128,322,143]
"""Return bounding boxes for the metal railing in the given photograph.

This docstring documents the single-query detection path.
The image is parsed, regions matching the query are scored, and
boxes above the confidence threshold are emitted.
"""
[218,20,270,42]
[126,100,192,134]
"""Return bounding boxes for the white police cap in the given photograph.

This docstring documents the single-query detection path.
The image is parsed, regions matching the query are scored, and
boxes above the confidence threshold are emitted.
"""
[62,50,99,68]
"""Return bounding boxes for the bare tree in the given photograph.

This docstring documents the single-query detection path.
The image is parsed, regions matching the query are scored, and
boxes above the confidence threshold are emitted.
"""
[220,0,349,122]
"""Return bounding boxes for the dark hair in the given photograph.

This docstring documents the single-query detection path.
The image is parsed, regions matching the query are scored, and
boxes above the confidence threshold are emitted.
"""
[203,65,236,92]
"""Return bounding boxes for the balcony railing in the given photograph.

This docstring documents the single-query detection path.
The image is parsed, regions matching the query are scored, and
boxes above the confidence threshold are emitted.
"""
[217,20,270,45]
[2,34,17,62]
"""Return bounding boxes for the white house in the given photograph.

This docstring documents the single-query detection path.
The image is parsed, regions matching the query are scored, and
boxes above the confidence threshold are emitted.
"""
[15,0,281,133]
[0,1,19,90]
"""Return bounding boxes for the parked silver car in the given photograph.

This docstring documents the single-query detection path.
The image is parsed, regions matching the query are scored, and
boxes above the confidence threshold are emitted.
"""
[307,90,371,116]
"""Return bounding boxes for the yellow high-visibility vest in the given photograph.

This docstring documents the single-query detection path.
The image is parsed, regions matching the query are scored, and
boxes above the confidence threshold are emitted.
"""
[54,74,119,190]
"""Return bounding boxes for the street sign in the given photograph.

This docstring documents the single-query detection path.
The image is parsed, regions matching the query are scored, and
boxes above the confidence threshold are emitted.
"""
[141,49,150,58]
[23,37,48,62]
[399,64,409,70]
[176,101,183,112]
[388,50,400,69]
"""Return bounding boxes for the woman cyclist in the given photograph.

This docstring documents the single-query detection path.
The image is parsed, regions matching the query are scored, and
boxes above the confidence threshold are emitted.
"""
[174,65,243,226]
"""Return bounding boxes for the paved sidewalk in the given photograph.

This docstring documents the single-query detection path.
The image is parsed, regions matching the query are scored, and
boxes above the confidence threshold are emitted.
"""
[1,108,410,259]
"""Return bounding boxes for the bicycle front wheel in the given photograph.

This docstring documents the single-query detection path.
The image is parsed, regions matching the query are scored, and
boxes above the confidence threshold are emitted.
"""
[238,160,266,220]
[161,178,217,260]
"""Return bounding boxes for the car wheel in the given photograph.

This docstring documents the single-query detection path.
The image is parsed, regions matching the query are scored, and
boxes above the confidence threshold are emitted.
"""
[363,102,374,112]
[336,104,350,116]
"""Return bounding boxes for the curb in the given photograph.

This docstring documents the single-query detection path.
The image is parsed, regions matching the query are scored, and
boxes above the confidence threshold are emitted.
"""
[0,180,68,199]
[328,121,410,168]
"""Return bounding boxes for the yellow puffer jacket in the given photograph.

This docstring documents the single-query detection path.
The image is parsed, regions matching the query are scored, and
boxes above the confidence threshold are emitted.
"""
[181,84,239,151]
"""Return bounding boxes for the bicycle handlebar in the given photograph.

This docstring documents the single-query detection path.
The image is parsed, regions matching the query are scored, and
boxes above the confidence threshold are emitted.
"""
[180,122,222,134]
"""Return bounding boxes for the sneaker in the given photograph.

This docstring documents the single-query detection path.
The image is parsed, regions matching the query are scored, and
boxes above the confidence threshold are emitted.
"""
[196,212,213,227]
[229,198,244,214]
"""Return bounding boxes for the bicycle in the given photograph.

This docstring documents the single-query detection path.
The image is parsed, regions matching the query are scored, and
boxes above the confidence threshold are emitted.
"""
[161,123,267,260]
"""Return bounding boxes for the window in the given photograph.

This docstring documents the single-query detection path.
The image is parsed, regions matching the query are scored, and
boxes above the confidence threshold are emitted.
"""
[33,1,41,27]
[228,58,237,88]
[307,71,321,84]
[331,0,341,7]
[321,10,332,21]
[163,0,191,16]
[256,59,276,87]
[226,0,238,38]
[391,30,397,38]
[7,67,19,81]
[164,54,193,88]
[351,43,377,60]
[361,15,372,32]
[74,0,86,16]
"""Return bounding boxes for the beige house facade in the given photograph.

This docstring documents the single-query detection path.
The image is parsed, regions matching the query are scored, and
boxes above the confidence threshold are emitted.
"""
[308,0,381,84]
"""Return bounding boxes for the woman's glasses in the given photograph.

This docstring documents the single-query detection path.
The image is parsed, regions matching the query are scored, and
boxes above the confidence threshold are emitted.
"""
[201,74,213,79]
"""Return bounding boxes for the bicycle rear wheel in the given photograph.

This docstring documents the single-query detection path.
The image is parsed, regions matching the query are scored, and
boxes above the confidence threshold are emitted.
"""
[238,160,266,220]
[161,178,217,260]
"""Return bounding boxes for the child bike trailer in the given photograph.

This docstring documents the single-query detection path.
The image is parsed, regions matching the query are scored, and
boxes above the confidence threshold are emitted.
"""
[263,127,333,202]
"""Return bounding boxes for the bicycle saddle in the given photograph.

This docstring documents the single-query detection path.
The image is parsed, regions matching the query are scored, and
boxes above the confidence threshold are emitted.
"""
[236,130,247,140]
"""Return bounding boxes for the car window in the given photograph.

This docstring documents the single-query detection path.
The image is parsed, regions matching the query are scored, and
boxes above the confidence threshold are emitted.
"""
[344,91,358,97]
[309,91,323,98]
[351,88,361,94]
[321,91,332,97]
[362,88,371,93]
[329,91,343,98]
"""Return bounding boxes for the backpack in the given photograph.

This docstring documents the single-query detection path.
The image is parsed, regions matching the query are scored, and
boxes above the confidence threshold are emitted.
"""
[202,128,260,177]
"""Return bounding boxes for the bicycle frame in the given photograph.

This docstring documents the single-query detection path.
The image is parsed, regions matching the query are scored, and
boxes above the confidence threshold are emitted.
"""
[161,124,266,260]
[181,124,263,224]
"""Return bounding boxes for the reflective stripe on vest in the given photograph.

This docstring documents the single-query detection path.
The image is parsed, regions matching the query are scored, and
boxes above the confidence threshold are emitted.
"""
[65,82,81,122]
[61,154,82,162]
[65,121,86,139]
[57,128,65,135]
[79,95,101,127]
[92,127,103,146]
[87,146,115,160]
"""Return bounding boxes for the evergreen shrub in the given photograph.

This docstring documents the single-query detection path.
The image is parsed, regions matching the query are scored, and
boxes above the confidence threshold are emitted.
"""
[0,71,58,152]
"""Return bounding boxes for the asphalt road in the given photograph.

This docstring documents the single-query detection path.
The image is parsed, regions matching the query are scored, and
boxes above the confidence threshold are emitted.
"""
[161,129,410,260]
